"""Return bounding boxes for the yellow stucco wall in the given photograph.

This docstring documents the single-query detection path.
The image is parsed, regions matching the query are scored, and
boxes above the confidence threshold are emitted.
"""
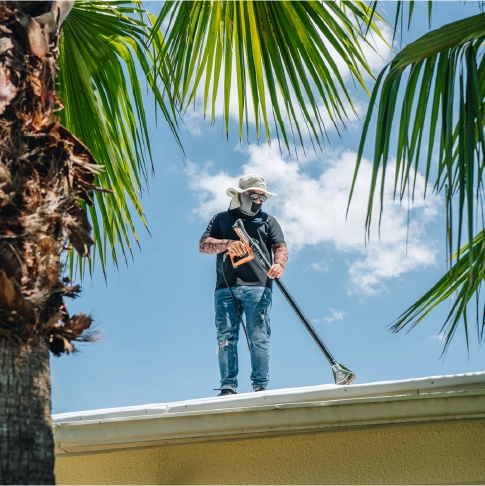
[55,420,485,485]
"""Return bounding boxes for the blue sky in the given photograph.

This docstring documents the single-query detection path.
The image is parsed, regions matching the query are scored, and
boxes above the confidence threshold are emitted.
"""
[51,1,484,414]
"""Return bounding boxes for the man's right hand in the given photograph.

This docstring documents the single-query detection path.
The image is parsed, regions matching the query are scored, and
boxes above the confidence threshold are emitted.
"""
[227,240,248,257]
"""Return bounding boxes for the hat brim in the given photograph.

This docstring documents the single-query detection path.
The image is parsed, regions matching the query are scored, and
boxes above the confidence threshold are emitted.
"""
[226,186,276,199]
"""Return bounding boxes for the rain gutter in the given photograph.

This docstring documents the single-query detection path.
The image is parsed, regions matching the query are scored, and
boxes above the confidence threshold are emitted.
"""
[53,372,485,455]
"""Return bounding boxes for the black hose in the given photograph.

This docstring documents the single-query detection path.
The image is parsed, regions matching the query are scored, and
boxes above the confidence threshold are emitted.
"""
[222,253,251,352]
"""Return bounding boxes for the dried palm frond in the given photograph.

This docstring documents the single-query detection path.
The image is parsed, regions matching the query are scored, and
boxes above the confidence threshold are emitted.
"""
[0,2,99,354]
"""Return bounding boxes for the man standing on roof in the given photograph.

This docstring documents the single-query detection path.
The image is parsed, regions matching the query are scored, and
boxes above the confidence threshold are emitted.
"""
[199,174,289,396]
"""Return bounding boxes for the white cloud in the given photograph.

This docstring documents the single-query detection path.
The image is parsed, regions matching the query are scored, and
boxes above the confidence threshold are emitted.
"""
[361,24,394,75]
[313,308,345,325]
[430,333,446,343]
[309,260,330,273]
[185,161,238,218]
[187,144,441,296]
[181,110,204,137]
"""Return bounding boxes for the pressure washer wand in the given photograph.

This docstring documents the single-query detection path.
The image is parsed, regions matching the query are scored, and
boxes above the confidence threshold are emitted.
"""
[233,219,356,386]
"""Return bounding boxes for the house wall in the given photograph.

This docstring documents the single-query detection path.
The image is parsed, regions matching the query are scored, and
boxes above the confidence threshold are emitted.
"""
[55,419,485,485]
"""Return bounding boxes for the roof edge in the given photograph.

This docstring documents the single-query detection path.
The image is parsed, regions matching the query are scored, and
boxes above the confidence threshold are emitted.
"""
[53,371,485,423]
[54,373,485,456]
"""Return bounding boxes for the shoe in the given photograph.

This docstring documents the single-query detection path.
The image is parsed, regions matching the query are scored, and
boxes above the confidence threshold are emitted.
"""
[254,387,267,392]
[216,388,237,397]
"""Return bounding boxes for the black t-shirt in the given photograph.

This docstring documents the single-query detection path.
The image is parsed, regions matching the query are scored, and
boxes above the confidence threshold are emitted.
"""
[201,209,286,291]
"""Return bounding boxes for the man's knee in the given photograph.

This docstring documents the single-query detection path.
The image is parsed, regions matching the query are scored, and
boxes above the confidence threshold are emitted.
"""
[217,339,229,355]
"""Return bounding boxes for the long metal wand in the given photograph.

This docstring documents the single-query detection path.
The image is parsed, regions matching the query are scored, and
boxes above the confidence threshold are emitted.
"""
[233,219,356,386]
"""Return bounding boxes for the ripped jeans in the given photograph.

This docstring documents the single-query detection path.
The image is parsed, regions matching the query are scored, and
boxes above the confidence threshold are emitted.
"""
[215,286,272,392]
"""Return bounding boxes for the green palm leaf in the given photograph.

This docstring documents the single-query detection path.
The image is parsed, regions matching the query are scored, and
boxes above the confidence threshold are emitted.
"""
[155,0,389,154]
[388,1,434,41]
[350,11,485,347]
[58,1,180,276]
[392,231,485,351]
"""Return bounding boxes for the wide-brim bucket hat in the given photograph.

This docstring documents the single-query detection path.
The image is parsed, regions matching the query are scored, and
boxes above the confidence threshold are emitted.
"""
[226,174,276,209]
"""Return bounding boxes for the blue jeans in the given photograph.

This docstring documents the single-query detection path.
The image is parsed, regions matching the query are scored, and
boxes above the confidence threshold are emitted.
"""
[215,286,272,391]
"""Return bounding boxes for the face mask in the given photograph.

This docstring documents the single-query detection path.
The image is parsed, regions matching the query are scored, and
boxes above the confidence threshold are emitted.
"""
[239,191,262,216]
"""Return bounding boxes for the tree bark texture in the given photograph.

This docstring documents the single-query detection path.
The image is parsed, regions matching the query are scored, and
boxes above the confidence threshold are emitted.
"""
[0,1,98,483]
[0,338,54,484]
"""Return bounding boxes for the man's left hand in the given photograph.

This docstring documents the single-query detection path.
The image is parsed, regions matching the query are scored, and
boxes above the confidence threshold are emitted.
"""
[267,263,284,279]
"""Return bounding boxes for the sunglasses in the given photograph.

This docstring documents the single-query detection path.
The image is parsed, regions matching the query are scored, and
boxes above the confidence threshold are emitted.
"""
[247,192,268,202]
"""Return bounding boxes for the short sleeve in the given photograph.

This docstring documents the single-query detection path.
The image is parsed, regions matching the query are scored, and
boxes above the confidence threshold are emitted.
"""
[268,216,285,245]
[200,214,221,240]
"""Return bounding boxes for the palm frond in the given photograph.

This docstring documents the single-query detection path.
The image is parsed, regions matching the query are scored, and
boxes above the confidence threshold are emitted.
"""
[155,0,389,154]
[351,12,485,246]
[350,11,485,347]
[393,1,434,38]
[365,1,434,44]
[58,1,180,276]
[392,230,485,351]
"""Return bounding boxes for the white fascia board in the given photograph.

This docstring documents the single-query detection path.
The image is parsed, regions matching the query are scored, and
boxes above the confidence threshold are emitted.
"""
[53,372,485,455]
[53,387,485,455]
[53,371,485,424]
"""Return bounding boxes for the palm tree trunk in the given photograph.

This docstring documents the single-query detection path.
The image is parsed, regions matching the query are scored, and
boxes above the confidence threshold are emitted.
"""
[0,2,98,483]
[0,338,54,485]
